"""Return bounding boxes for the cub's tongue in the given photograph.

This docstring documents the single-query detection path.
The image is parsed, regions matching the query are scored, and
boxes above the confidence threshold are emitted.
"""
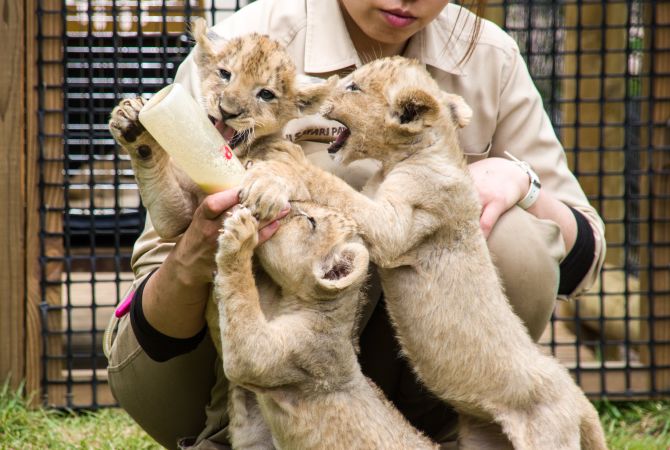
[327,128,351,154]
[215,120,237,144]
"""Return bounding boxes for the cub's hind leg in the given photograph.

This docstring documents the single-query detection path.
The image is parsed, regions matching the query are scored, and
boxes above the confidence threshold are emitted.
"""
[227,385,275,450]
[457,414,513,450]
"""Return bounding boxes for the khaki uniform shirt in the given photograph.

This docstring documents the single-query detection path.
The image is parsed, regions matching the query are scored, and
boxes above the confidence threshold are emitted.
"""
[130,0,605,299]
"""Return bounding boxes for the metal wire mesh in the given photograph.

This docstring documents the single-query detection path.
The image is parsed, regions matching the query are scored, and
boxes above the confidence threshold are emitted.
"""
[36,0,670,408]
[492,0,670,398]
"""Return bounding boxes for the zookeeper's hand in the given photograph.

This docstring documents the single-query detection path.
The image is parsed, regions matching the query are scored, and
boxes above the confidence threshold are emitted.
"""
[170,188,291,285]
[169,189,241,285]
[468,157,530,239]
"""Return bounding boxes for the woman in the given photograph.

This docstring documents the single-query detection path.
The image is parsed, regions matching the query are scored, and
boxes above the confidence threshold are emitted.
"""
[106,1,605,448]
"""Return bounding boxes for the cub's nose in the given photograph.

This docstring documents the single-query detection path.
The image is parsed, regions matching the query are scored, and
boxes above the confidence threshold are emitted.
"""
[219,105,242,121]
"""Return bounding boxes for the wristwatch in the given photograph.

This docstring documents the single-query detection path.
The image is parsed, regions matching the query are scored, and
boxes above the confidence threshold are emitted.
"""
[504,151,541,210]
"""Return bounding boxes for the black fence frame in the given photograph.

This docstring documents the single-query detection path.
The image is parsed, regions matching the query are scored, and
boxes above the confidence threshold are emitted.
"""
[36,0,670,409]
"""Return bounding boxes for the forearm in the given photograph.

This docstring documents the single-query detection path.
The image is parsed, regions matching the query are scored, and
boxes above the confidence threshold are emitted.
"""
[526,190,578,254]
[142,255,210,339]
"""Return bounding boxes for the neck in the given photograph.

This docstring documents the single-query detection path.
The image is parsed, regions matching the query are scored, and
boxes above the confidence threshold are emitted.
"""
[235,132,276,159]
[378,129,445,173]
[341,6,408,61]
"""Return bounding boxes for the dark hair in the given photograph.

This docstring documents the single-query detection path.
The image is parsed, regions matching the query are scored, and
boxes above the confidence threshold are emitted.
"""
[449,0,487,66]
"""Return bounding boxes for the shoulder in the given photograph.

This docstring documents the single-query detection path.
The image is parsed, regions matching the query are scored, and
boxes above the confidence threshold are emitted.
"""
[441,4,519,55]
[209,0,307,47]
[435,4,521,74]
[425,6,539,157]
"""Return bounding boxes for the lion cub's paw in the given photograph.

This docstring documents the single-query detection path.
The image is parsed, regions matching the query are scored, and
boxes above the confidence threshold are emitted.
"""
[216,206,260,265]
[239,172,290,223]
[109,97,147,145]
[109,97,164,163]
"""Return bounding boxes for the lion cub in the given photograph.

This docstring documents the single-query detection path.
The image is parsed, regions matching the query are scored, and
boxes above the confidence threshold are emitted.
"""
[268,57,606,450]
[108,18,332,239]
[108,24,348,449]
[215,201,436,450]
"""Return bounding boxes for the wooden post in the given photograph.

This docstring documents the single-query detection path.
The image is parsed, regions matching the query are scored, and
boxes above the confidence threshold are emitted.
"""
[25,0,41,403]
[0,0,28,391]
[0,0,48,403]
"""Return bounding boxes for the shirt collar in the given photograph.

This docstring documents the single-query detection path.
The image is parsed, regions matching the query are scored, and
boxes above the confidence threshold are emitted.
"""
[404,7,468,77]
[304,0,361,73]
[304,0,467,76]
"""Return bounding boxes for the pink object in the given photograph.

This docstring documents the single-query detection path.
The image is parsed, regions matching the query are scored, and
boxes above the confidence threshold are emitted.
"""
[115,290,136,318]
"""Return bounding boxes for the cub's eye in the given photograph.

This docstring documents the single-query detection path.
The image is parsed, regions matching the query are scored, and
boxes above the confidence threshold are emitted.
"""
[306,216,317,229]
[257,89,276,101]
[345,82,360,92]
[218,69,231,81]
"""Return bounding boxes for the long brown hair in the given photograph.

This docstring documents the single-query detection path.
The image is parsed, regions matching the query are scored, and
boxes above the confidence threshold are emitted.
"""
[449,0,487,66]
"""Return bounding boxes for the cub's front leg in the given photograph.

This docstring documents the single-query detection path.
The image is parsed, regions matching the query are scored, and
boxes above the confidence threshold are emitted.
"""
[109,97,198,238]
[214,207,310,387]
[238,160,310,223]
[214,209,275,450]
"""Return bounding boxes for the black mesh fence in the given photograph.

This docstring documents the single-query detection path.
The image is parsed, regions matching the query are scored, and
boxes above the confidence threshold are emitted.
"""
[36,0,670,408]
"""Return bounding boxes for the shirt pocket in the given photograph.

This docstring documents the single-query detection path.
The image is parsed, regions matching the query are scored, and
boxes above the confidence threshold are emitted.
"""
[462,141,492,164]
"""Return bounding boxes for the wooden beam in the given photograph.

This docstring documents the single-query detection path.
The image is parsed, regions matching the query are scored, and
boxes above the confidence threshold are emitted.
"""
[0,0,28,391]
[24,0,41,403]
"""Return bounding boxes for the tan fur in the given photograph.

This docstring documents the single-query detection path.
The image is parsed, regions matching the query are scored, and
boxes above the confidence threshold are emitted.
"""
[108,18,334,239]
[318,57,608,450]
[243,57,608,449]
[214,202,436,450]
[111,26,435,449]
[109,27,332,448]
[108,97,199,238]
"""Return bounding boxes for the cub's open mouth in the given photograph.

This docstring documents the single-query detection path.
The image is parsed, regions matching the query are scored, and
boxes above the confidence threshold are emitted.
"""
[209,115,249,149]
[327,127,351,154]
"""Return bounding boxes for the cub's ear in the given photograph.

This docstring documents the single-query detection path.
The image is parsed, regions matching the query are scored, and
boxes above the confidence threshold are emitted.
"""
[296,75,339,115]
[314,242,369,295]
[441,93,472,128]
[389,86,441,131]
[191,18,219,62]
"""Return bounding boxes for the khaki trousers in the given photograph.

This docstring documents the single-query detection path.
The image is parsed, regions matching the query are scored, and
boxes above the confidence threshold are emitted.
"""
[107,206,566,449]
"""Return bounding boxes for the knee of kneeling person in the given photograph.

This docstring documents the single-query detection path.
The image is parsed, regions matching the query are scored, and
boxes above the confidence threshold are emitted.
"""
[486,206,566,341]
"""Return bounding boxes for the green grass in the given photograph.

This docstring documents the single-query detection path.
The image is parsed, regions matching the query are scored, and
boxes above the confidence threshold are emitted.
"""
[1,380,669,449]
[596,400,670,450]
[0,382,158,450]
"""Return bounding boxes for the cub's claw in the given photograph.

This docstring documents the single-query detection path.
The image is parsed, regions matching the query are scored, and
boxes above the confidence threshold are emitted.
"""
[216,207,260,265]
[109,97,147,145]
[239,173,291,223]
[109,96,165,163]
